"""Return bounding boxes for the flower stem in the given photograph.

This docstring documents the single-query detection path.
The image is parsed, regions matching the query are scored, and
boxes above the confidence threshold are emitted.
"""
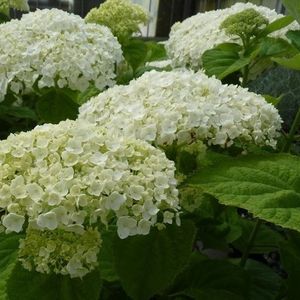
[239,219,262,268]
[281,106,300,152]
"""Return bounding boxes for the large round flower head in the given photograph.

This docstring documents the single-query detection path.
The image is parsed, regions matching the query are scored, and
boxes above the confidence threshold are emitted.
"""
[85,0,148,42]
[0,8,123,101]
[165,2,299,69]
[0,119,179,242]
[78,69,282,149]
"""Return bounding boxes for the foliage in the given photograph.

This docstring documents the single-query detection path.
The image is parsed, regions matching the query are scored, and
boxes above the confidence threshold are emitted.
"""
[202,13,295,85]
[1,2,300,300]
[248,66,300,129]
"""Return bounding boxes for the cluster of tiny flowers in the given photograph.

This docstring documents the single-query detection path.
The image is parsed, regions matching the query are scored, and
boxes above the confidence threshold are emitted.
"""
[0,9,123,101]
[0,0,29,16]
[0,120,179,244]
[85,0,148,41]
[165,2,299,69]
[19,227,101,278]
[78,70,282,148]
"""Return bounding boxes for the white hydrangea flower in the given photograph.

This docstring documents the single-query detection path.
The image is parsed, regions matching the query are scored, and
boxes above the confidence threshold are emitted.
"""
[165,2,299,69]
[0,9,123,101]
[79,70,282,148]
[18,227,101,278]
[0,120,179,241]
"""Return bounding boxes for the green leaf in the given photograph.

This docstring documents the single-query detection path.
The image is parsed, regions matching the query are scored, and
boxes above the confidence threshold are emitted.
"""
[272,53,300,70]
[0,233,21,300]
[262,94,283,107]
[188,153,300,232]
[7,264,102,300]
[171,254,282,300]
[171,254,248,300]
[114,221,196,300]
[232,219,284,254]
[245,260,282,300]
[98,228,119,282]
[259,37,294,57]
[247,66,300,128]
[0,105,37,120]
[75,85,101,106]
[282,0,300,24]
[122,39,148,72]
[36,89,79,123]
[286,30,300,51]
[202,43,250,79]
[279,231,300,300]
[144,41,167,62]
[261,15,295,36]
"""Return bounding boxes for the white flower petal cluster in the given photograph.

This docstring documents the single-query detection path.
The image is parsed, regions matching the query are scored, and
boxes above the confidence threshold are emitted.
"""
[165,2,299,69]
[0,8,123,101]
[19,227,101,278]
[0,120,179,246]
[79,70,282,148]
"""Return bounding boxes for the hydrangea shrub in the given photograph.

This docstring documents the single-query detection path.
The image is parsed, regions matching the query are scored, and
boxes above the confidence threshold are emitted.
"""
[165,2,298,69]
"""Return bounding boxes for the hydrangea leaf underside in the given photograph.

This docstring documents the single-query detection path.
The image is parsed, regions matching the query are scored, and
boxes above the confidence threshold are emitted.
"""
[189,153,300,232]
[113,221,196,300]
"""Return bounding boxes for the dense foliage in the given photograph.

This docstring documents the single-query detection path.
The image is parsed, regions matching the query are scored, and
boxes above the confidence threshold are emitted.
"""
[1,0,300,299]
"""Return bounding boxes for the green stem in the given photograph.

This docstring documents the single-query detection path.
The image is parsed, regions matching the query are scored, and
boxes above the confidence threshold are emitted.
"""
[281,106,300,152]
[239,219,262,268]
[241,65,249,87]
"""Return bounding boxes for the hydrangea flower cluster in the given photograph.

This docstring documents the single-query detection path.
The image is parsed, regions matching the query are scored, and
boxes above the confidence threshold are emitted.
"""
[19,227,101,278]
[85,0,148,42]
[78,70,282,148]
[0,9,123,101]
[0,0,29,16]
[0,119,179,276]
[165,2,299,69]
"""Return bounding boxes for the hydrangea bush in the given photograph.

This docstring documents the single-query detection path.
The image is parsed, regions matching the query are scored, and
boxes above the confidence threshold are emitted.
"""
[165,2,298,69]
[79,70,282,148]
[1,1,300,299]
[0,8,122,101]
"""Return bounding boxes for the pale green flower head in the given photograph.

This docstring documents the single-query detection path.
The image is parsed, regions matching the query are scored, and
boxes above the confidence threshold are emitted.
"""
[85,0,148,42]
[220,8,269,41]
[19,227,101,278]
[0,0,29,16]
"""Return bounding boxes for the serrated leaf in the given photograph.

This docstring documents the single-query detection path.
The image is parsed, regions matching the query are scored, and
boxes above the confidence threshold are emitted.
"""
[0,233,21,300]
[282,0,300,24]
[188,153,300,232]
[6,264,102,300]
[113,221,196,300]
